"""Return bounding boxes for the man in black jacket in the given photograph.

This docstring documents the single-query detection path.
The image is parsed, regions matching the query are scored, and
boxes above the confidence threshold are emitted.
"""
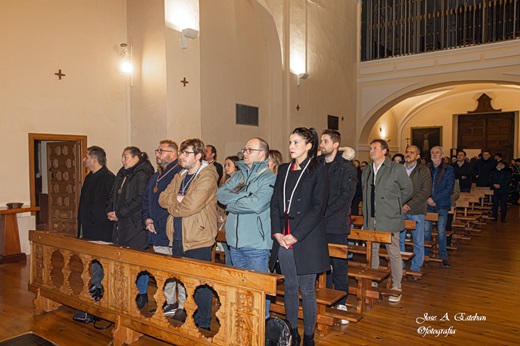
[76,146,115,317]
[452,150,474,192]
[475,150,497,187]
[318,129,357,323]
[78,146,115,242]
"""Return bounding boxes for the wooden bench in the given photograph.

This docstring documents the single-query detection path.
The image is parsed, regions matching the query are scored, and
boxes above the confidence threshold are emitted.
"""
[271,229,392,333]
[211,229,227,263]
[352,216,418,277]
[270,243,349,336]
[347,229,392,312]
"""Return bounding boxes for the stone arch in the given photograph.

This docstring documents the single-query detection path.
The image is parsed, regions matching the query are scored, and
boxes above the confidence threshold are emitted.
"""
[358,79,520,147]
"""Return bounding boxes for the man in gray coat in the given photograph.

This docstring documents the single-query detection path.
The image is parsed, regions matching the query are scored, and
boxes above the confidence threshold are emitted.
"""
[399,145,432,275]
[362,139,413,303]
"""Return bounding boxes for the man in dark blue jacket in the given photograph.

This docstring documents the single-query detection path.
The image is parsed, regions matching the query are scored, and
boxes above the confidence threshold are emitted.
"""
[318,129,357,323]
[141,139,182,315]
[489,161,512,222]
[425,146,455,268]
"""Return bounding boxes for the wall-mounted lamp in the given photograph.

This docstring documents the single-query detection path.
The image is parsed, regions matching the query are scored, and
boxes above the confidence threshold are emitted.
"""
[181,28,199,49]
[297,73,309,86]
[120,43,133,74]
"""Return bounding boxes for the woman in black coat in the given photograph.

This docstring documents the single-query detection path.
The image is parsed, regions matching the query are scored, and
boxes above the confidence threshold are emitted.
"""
[107,146,154,250]
[270,127,329,346]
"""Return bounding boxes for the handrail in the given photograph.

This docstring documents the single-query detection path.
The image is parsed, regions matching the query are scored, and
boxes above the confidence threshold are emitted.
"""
[29,230,281,346]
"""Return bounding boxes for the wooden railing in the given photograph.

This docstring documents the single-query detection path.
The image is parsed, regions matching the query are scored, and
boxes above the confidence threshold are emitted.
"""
[28,231,281,346]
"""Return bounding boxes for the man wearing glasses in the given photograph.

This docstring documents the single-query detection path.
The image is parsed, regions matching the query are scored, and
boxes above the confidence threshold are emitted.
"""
[141,139,182,316]
[216,137,276,318]
[159,138,218,330]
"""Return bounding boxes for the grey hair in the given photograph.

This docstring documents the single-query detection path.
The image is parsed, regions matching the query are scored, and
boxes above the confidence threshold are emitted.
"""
[431,146,444,155]
[340,146,356,161]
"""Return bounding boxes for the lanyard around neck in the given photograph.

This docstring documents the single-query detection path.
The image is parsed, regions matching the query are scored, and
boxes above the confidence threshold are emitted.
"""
[283,159,311,214]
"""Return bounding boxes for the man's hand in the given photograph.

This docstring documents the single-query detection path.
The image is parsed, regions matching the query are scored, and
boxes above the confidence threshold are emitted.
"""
[402,204,411,214]
[107,211,118,221]
[493,184,500,189]
[427,197,436,207]
[145,218,156,233]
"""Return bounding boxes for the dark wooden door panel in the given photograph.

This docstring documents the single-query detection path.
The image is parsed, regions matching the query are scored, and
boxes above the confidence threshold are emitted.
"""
[458,112,515,163]
[47,142,80,234]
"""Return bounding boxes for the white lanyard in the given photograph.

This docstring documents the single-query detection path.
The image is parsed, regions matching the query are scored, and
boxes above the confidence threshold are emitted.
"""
[283,159,311,214]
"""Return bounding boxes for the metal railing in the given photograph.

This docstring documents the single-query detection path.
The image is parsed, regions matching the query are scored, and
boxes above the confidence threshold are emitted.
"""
[361,0,520,61]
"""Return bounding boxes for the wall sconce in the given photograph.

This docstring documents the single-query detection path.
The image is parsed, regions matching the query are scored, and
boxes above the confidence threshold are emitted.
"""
[119,43,133,86]
[181,28,199,49]
[120,43,133,74]
[297,73,309,86]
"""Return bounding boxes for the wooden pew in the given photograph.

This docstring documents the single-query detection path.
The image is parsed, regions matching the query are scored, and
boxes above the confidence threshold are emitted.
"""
[212,229,227,263]
[29,231,280,346]
[270,243,349,336]
[347,229,392,312]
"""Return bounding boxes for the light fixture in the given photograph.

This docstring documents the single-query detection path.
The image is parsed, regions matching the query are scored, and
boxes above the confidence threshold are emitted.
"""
[297,73,309,86]
[120,43,133,74]
[181,28,199,49]
[119,43,133,86]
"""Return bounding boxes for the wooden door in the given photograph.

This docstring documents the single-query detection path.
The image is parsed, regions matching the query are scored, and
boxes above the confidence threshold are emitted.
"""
[47,141,81,234]
[457,112,515,163]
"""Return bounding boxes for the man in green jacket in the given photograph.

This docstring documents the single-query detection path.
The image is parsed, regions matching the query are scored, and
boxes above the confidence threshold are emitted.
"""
[362,139,413,303]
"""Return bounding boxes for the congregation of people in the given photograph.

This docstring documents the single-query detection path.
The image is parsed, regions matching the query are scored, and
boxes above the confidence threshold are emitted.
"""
[76,129,520,346]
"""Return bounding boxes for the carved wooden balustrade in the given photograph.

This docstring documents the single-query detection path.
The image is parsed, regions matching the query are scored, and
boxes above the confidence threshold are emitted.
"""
[28,231,280,346]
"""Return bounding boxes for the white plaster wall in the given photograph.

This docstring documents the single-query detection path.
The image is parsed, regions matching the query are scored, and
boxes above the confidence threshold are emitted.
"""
[0,0,128,205]
[289,0,359,148]
[127,0,169,157]
[199,0,282,157]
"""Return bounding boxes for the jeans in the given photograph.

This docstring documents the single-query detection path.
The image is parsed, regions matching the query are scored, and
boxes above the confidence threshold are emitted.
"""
[425,209,448,260]
[91,260,104,288]
[325,234,348,304]
[399,214,425,272]
[136,246,178,304]
[278,247,317,336]
[153,246,178,305]
[173,241,213,329]
[229,247,271,318]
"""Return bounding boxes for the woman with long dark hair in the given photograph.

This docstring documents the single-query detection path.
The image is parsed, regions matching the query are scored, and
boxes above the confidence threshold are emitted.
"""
[107,146,154,309]
[269,127,330,346]
[107,146,154,249]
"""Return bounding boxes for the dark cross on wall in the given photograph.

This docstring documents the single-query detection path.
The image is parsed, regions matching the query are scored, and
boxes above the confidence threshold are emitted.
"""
[181,77,189,87]
[296,104,300,111]
[54,69,66,80]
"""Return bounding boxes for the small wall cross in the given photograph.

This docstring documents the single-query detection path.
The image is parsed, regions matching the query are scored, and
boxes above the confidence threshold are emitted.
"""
[54,69,66,80]
[181,77,189,87]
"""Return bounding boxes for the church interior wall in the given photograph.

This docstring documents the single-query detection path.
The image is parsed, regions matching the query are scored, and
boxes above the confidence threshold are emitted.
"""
[0,0,128,206]
[287,0,358,150]
[399,90,520,157]
[199,0,276,157]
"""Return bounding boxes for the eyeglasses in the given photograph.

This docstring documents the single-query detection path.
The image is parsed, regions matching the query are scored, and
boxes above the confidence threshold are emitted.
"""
[155,149,174,154]
[241,148,263,154]
[179,151,196,157]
